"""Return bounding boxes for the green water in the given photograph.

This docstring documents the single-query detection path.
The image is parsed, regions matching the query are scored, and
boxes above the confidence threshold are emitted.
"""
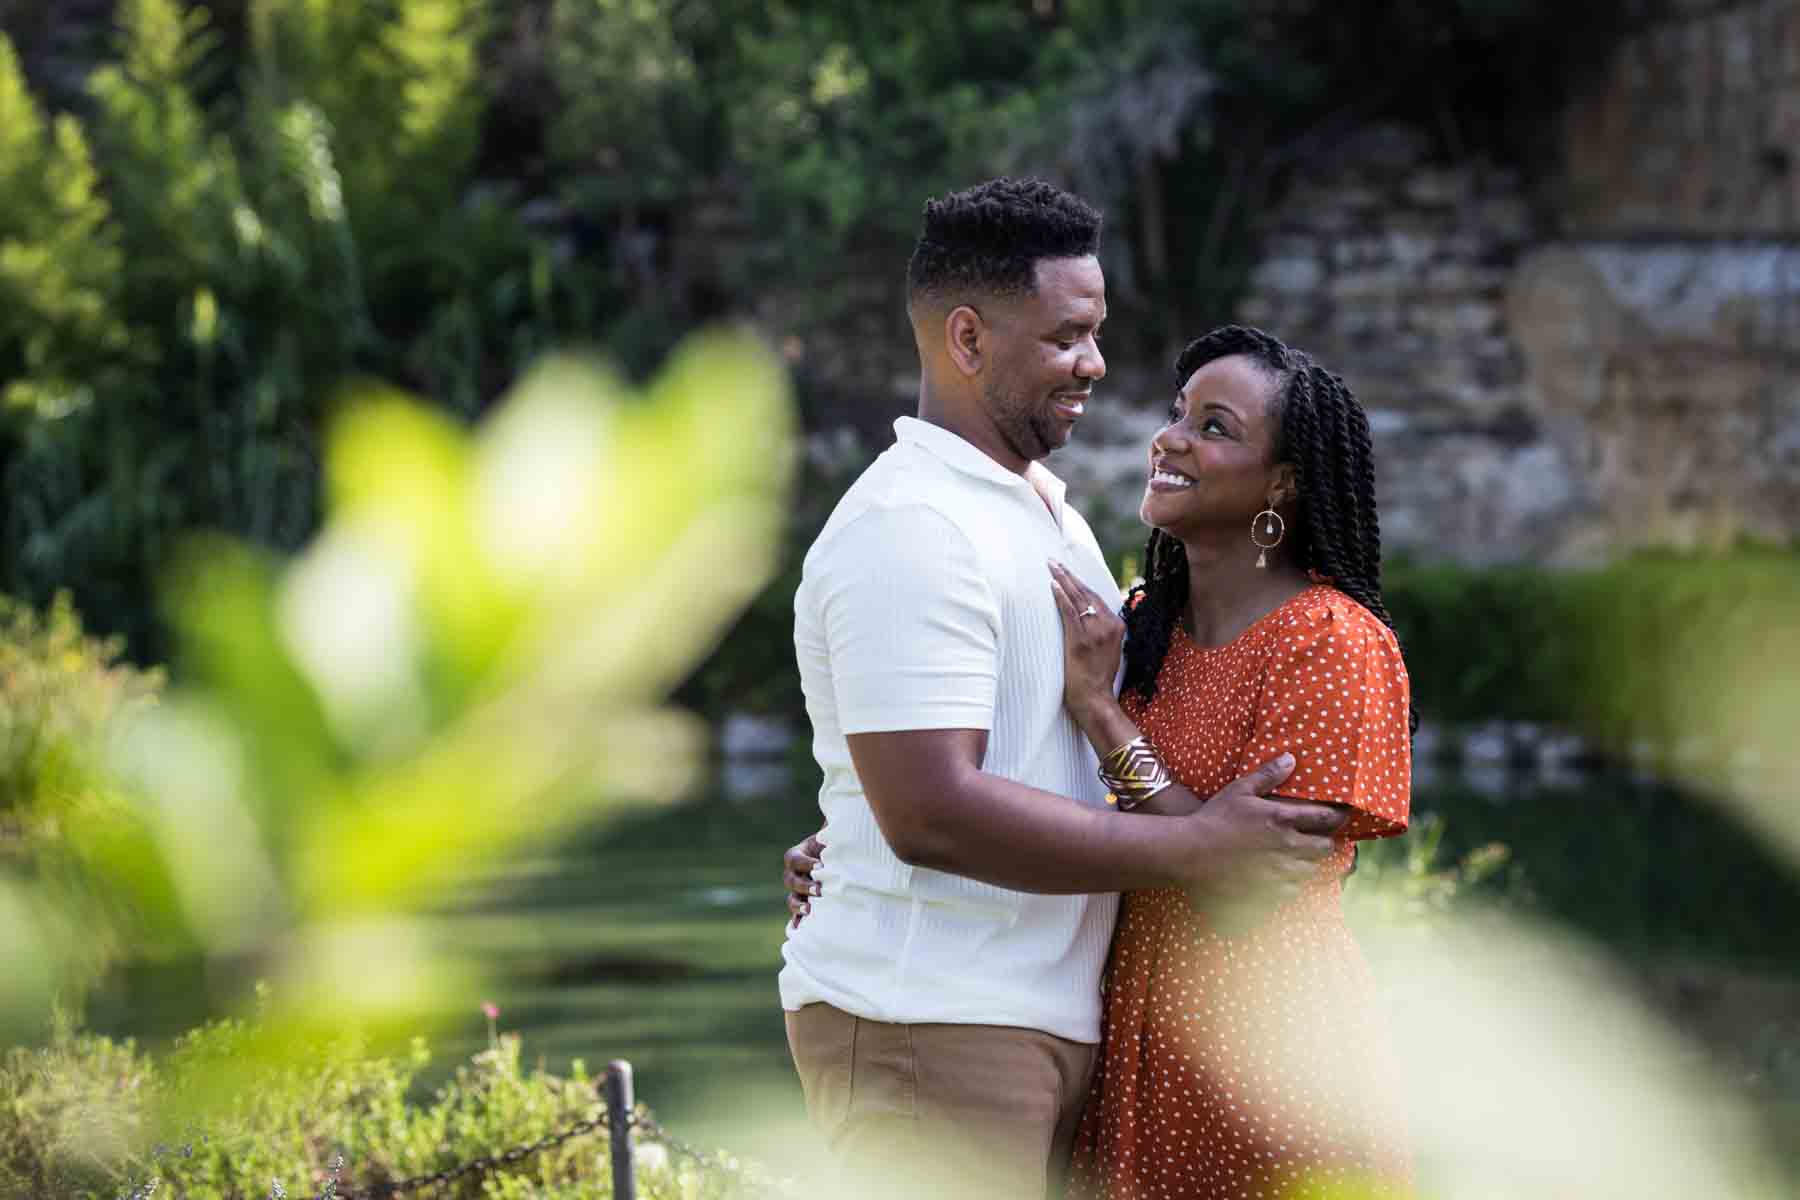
[423,761,1800,1174]
[427,779,821,1165]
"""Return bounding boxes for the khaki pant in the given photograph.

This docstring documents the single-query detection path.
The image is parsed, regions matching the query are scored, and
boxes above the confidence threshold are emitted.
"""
[785,1002,1096,1200]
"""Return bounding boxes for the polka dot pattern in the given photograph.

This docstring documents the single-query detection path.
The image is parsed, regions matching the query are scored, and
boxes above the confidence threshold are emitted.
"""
[1068,585,1414,1199]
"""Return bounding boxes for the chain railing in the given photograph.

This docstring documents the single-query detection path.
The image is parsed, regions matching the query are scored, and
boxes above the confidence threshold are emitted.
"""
[328,1106,612,1198]
[120,1061,795,1200]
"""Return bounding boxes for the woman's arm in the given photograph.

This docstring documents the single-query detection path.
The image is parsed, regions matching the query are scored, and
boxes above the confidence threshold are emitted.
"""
[1066,691,1205,816]
[1048,561,1203,816]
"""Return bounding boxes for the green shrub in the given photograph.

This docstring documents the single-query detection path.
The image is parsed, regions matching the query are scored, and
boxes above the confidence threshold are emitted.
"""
[0,593,164,1013]
[0,1012,777,1199]
[0,0,612,660]
[1384,562,1583,729]
[1387,548,1800,757]
[0,592,163,833]
[1346,814,1525,935]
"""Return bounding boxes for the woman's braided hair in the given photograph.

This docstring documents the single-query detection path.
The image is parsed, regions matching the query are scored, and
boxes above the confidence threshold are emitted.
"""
[1120,325,1416,732]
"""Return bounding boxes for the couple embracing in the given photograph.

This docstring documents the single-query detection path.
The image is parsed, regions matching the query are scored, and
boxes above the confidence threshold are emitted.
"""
[777,178,1413,1200]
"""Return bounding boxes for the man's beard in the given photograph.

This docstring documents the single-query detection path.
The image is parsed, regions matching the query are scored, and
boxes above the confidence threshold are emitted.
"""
[984,378,1063,462]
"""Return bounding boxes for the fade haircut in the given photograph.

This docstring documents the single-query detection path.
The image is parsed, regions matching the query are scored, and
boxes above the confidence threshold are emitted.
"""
[905,177,1102,313]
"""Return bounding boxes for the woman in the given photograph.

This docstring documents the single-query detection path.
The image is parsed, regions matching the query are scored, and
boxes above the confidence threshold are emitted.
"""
[788,325,1413,1198]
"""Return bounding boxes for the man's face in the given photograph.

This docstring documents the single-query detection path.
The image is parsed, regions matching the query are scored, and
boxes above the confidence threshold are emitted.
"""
[980,256,1107,463]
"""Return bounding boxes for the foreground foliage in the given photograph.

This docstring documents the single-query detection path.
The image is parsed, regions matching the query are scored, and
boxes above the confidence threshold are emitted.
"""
[0,327,794,1089]
[0,1014,771,1199]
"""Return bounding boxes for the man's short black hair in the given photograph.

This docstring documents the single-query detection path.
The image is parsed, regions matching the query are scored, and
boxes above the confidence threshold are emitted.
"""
[905,177,1102,311]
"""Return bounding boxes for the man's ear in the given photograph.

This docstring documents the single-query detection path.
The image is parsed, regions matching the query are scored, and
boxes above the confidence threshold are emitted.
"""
[944,304,986,378]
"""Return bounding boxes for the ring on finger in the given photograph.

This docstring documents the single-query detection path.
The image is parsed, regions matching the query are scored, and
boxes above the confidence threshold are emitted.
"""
[1080,604,1098,619]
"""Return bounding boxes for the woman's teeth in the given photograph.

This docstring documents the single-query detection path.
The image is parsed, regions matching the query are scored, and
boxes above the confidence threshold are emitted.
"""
[1151,470,1193,488]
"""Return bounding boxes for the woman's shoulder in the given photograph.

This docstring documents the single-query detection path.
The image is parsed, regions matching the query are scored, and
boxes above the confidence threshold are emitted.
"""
[1270,584,1403,659]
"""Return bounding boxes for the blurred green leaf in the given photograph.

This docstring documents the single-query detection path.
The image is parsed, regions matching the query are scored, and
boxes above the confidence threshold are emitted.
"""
[1,330,794,1083]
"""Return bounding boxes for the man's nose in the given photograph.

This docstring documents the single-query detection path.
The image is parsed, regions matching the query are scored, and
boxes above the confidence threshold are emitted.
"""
[1077,341,1106,381]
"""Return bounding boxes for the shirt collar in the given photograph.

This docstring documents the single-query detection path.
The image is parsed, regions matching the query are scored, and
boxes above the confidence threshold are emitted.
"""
[893,416,1069,513]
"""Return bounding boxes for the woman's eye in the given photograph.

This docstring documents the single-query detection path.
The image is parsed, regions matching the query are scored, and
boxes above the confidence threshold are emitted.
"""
[1202,417,1227,435]
[1166,403,1182,423]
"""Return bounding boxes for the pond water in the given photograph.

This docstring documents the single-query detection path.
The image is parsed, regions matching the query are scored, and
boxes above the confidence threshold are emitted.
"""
[429,755,1800,1174]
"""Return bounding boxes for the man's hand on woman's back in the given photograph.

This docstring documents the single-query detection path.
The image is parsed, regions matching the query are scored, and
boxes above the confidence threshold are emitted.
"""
[784,830,825,927]
[1171,753,1348,928]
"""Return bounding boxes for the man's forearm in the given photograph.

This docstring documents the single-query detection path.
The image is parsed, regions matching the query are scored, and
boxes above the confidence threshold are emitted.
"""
[887,765,1195,893]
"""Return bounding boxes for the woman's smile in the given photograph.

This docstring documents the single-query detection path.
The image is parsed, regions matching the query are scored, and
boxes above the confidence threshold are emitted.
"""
[1148,465,1195,492]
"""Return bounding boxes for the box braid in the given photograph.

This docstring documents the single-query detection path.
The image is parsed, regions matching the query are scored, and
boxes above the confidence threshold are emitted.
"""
[1120,324,1418,733]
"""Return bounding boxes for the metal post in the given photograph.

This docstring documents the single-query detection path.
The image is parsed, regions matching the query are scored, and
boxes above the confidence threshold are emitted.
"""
[605,1060,637,1200]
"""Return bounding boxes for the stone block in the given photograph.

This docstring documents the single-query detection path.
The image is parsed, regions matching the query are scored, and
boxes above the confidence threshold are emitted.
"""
[1371,434,1577,565]
[1264,234,1321,261]
[1404,168,1473,208]
[1326,266,1408,301]
[1443,231,1487,260]
[1304,203,1358,234]
[1476,194,1536,244]
[1249,254,1325,294]
[1506,247,1637,366]
[1784,0,1800,77]
[1330,300,1403,341]
[1423,262,1512,294]
[1331,185,1389,211]
[1385,229,1439,273]
[1720,6,1756,73]
[1330,236,1384,270]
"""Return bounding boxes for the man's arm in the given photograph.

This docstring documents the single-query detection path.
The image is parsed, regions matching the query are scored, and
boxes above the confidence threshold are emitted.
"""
[849,728,1343,899]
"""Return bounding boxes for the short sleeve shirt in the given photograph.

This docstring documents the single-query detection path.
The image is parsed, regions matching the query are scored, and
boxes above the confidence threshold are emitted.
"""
[779,417,1122,1043]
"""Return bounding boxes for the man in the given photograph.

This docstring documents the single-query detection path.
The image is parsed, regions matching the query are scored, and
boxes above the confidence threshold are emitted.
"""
[778,178,1344,1199]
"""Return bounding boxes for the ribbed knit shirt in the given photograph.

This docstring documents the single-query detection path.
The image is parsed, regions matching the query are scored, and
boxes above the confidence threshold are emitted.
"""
[779,416,1122,1044]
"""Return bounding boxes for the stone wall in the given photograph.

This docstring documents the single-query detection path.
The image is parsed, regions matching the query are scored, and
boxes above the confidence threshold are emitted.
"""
[1519,0,1800,556]
[1232,126,1567,563]
[1563,0,1800,236]
[797,2,1800,568]
[1061,1,1800,566]
[1506,242,1800,557]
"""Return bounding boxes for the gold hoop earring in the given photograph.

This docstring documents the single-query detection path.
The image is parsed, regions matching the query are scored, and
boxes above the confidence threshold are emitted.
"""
[1251,509,1285,569]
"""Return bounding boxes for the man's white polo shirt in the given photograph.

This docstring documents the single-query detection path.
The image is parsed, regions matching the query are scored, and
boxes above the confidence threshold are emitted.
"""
[779,416,1122,1044]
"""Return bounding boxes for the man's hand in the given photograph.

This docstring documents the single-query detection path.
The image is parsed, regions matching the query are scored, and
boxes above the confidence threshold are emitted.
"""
[1171,754,1348,928]
[783,829,826,928]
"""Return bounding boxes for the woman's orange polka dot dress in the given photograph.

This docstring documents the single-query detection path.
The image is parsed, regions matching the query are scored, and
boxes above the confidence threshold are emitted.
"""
[1069,585,1414,1200]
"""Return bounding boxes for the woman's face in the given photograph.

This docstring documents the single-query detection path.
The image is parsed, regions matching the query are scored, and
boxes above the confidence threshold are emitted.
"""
[1138,354,1292,538]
